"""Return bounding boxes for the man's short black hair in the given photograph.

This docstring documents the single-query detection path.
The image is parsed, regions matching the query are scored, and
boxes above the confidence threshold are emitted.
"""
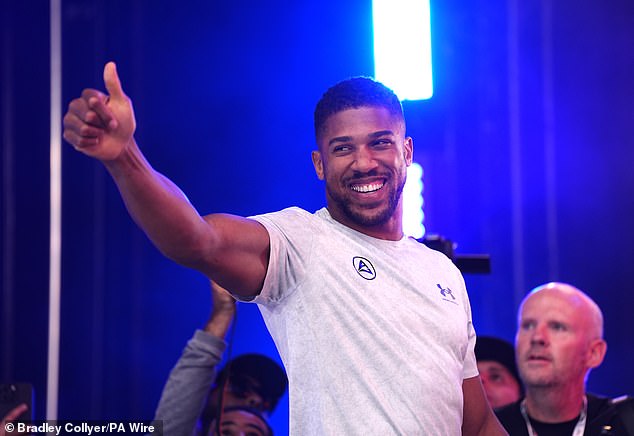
[313,77,404,141]
[475,336,524,394]
[215,353,288,412]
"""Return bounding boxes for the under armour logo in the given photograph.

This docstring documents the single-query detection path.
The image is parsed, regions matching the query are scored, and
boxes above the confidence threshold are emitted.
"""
[353,256,376,280]
[437,283,456,300]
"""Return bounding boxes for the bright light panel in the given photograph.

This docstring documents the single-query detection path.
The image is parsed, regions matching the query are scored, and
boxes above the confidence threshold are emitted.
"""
[403,163,425,238]
[373,0,433,101]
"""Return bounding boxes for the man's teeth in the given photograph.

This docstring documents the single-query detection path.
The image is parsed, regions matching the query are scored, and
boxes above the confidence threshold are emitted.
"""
[351,182,384,193]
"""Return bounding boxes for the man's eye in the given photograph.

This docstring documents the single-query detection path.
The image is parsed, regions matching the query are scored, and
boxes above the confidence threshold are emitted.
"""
[332,145,353,155]
[372,139,391,148]
[551,322,567,331]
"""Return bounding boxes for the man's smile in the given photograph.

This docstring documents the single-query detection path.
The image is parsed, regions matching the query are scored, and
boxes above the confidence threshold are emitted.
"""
[350,180,385,193]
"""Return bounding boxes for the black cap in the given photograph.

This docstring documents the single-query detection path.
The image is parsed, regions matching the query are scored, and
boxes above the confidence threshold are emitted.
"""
[475,336,521,386]
[216,354,288,412]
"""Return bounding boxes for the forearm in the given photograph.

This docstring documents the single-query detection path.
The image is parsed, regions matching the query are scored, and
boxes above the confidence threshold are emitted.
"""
[204,310,234,338]
[103,140,214,269]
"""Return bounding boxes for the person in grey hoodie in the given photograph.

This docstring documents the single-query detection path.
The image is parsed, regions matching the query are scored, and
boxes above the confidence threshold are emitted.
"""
[153,281,287,435]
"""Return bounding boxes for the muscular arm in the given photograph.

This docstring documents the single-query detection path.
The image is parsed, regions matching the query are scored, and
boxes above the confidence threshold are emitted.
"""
[63,62,269,297]
[462,376,508,436]
[106,146,270,296]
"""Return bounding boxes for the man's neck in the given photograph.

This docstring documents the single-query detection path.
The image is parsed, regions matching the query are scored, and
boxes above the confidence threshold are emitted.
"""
[524,385,586,423]
[325,207,404,241]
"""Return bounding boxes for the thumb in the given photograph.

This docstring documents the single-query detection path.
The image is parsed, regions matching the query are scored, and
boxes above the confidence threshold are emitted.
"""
[103,61,126,101]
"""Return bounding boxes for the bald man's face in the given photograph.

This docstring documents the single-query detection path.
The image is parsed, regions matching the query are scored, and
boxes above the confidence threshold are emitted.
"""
[515,288,604,389]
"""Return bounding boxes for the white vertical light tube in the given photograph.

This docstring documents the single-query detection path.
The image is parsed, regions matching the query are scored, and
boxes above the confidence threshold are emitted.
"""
[373,0,433,101]
[403,163,425,238]
[48,0,62,421]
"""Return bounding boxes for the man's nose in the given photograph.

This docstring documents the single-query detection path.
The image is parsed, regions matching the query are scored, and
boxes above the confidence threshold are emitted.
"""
[530,324,548,345]
[351,146,378,172]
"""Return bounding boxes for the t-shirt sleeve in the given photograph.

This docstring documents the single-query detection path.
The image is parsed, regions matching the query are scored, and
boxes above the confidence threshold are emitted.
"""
[463,321,478,379]
[245,207,315,306]
[458,271,479,379]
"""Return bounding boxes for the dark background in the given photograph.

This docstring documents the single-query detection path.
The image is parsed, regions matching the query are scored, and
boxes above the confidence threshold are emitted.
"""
[2,0,633,433]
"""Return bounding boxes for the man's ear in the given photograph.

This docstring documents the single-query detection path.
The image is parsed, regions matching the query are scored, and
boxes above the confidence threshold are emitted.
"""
[311,150,325,180]
[404,137,413,166]
[586,338,607,369]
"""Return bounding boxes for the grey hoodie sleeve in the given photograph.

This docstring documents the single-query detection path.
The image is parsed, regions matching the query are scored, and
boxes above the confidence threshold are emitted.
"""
[153,330,226,436]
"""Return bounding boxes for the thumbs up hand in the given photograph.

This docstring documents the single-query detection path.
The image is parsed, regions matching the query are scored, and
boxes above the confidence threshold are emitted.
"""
[63,62,136,161]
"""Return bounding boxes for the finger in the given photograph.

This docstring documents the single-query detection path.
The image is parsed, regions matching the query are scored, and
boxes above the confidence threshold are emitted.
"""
[67,98,106,128]
[63,112,104,138]
[85,94,118,131]
[80,88,105,103]
[63,129,101,149]
[3,403,28,421]
[103,62,126,102]
[68,97,94,125]
[78,89,116,129]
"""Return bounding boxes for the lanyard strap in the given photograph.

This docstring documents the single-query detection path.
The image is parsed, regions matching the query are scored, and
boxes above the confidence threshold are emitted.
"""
[520,396,588,436]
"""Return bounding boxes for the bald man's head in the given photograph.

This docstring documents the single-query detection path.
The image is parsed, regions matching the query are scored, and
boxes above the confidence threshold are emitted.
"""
[521,282,604,339]
[515,282,607,390]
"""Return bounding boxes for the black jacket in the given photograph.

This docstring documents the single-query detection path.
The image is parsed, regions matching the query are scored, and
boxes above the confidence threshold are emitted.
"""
[495,393,634,436]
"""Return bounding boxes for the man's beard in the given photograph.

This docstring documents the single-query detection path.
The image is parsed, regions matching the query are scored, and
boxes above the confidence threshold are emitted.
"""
[327,171,406,227]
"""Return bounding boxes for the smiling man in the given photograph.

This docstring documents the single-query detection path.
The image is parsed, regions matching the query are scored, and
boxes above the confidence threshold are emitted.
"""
[63,64,505,435]
[311,95,411,237]
[495,282,634,435]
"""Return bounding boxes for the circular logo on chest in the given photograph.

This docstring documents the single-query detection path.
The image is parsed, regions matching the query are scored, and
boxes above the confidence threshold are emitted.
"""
[352,256,376,280]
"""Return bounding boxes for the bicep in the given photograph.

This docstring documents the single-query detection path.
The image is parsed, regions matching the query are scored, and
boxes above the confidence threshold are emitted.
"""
[201,213,271,299]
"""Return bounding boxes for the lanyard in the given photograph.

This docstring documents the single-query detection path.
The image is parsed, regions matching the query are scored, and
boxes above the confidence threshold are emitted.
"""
[520,396,588,436]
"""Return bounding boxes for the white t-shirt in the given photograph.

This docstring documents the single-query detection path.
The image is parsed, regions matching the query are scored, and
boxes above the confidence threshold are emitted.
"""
[249,207,478,435]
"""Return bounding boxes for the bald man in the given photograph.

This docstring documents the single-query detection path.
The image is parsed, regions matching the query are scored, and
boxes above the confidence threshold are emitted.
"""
[495,282,634,435]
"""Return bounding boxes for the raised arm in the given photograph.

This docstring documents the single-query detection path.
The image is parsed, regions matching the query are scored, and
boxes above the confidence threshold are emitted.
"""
[462,376,508,436]
[63,62,269,297]
[154,281,237,434]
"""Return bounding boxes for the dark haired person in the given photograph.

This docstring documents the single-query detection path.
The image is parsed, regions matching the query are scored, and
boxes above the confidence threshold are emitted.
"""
[475,336,523,409]
[154,281,286,435]
[64,63,505,434]
[210,406,272,436]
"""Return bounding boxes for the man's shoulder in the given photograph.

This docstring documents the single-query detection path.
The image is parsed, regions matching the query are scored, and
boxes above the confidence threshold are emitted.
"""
[587,392,634,414]
[250,206,322,229]
[586,393,634,435]
[252,206,314,219]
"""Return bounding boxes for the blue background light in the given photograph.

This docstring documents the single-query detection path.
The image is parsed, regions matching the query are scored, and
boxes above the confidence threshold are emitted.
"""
[373,0,433,100]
